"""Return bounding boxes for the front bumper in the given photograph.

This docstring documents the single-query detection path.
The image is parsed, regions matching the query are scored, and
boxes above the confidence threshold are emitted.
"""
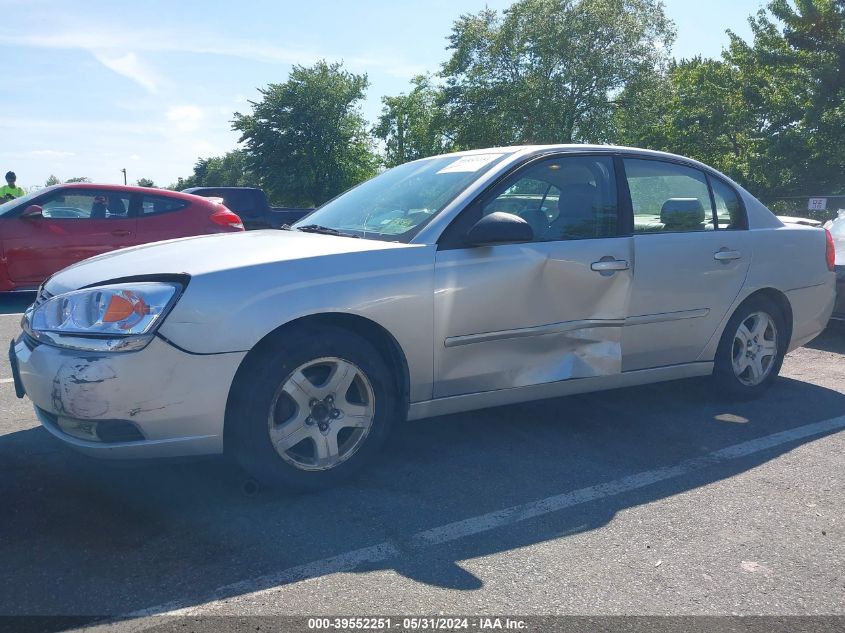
[12,334,246,459]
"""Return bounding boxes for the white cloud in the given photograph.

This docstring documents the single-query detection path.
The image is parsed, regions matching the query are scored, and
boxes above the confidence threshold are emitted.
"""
[0,23,423,80]
[92,51,159,93]
[165,105,204,132]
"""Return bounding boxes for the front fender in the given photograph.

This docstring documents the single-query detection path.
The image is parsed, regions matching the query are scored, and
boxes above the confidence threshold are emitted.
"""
[158,246,437,402]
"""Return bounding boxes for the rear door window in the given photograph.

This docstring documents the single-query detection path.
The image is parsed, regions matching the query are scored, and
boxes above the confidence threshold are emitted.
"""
[623,159,715,233]
[140,196,189,216]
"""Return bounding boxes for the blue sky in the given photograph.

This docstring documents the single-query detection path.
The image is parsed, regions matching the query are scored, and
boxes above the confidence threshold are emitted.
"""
[0,0,765,189]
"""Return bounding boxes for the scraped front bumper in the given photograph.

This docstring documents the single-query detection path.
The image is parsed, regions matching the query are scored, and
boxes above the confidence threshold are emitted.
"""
[11,334,246,459]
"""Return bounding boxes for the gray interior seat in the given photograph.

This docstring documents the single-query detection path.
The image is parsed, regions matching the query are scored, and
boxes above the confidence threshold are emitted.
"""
[660,198,705,231]
[548,184,598,239]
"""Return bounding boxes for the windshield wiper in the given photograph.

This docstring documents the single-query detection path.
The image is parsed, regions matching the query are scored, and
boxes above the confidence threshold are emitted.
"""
[295,224,359,238]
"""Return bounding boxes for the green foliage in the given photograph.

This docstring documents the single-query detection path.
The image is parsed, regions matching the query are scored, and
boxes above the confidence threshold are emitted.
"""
[233,60,378,206]
[172,150,255,190]
[172,0,844,205]
[618,0,845,199]
[64,176,91,183]
[44,174,60,187]
[617,57,757,184]
[439,0,675,148]
[373,75,450,167]
[135,177,155,188]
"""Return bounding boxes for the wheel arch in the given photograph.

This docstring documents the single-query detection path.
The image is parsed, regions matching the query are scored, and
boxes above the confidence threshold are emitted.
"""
[740,287,794,347]
[224,312,411,444]
[699,287,794,363]
[717,287,794,353]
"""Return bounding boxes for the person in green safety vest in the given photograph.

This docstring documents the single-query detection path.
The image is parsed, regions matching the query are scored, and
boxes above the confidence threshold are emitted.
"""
[1,171,25,201]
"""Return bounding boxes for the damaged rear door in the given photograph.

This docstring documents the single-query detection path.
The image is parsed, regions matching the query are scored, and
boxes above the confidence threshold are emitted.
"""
[432,153,633,398]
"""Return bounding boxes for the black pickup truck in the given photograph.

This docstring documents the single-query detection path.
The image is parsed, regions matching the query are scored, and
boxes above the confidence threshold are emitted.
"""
[182,187,312,230]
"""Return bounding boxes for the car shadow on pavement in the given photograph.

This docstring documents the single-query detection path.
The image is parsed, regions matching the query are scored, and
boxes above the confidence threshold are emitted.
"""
[1,375,845,624]
[807,320,845,354]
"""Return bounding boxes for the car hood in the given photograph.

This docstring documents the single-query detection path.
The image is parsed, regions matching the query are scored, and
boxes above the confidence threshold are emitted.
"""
[44,229,416,295]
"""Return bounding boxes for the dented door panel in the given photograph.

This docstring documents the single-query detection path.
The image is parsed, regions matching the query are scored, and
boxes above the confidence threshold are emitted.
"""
[433,238,633,398]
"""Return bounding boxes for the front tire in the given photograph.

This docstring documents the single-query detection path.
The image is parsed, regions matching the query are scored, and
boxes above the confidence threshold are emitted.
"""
[227,325,397,491]
[713,297,787,399]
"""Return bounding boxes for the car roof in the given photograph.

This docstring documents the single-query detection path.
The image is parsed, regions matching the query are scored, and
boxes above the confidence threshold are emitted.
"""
[421,144,745,193]
[439,143,718,169]
[183,186,261,192]
[50,183,205,202]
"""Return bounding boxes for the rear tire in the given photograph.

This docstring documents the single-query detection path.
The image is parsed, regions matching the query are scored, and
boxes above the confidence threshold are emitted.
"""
[227,324,398,492]
[712,297,787,399]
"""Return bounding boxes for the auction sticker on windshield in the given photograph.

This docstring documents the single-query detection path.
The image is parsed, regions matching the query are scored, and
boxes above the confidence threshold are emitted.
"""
[437,153,504,173]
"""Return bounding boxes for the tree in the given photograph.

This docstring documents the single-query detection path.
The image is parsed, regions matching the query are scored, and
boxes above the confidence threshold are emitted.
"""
[730,0,845,197]
[136,177,156,187]
[373,75,450,167]
[65,176,91,183]
[172,150,256,190]
[233,60,378,206]
[440,0,675,149]
[618,0,845,200]
[616,58,757,184]
[44,175,61,187]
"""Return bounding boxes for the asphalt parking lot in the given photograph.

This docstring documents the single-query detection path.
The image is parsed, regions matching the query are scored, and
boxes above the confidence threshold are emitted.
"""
[1,293,844,625]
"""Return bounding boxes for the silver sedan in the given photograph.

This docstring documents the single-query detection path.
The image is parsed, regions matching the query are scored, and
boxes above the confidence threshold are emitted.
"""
[10,146,837,490]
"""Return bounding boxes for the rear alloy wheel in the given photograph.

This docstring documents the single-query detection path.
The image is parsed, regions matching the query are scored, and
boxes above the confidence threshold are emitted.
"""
[730,312,779,387]
[713,297,786,399]
[228,325,397,491]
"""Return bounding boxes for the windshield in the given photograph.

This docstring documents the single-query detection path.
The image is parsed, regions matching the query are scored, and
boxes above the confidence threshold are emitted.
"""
[292,152,512,241]
[0,189,41,217]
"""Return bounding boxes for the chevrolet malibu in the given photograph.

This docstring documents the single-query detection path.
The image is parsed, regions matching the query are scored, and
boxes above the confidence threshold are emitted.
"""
[9,146,837,490]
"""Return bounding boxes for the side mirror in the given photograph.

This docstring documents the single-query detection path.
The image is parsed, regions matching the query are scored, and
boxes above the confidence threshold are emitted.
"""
[21,205,43,219]
[465,212,533,247]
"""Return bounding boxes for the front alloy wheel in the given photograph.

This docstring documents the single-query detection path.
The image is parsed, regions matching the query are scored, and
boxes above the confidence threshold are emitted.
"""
[228,324,398,491]
[269,357,375,471]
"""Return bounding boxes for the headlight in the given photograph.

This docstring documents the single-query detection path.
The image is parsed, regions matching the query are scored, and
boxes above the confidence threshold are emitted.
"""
[25,281,183,352]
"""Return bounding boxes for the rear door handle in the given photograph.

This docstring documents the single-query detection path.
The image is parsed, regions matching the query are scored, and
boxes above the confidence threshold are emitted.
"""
[714,250,741,261]
[111,229,131,237]
[591,259,629,272]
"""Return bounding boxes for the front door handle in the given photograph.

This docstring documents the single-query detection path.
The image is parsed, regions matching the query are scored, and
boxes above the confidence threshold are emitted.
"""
[714,250,741,262]
[111,229,131,237]
[591,259,629,272]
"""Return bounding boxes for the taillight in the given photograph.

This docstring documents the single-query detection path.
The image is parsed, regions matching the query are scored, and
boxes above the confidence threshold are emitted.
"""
[825,228,835,271]
[210,207,244,231]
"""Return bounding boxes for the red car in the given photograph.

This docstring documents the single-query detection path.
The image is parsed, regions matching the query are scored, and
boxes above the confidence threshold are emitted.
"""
[0,183,243,291]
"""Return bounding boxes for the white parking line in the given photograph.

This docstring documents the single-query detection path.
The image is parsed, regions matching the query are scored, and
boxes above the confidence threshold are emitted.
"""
[0,378,14,384]
[85,413,845,630]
